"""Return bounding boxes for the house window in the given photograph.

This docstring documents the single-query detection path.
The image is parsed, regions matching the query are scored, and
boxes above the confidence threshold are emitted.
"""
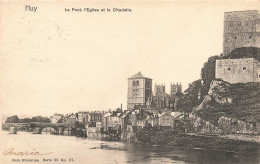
[228,68,231,71]
[243,67,246,70]
[136,81,139,86]
[133,81,135,87]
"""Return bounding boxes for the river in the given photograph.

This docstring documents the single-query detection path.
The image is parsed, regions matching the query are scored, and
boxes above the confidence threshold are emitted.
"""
[0,131,259,164]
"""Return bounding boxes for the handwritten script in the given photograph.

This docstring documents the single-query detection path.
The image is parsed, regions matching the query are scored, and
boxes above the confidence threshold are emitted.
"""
[3,148,53,156]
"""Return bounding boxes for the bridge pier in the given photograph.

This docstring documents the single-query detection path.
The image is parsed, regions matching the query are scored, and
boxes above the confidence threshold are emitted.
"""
[9,127,17,134]
[58,127,64,135]
[64,127,73,136]
[33,127,41,134]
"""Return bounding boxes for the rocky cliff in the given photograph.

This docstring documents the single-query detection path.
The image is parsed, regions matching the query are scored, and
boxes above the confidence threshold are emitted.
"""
[194,79,260,134]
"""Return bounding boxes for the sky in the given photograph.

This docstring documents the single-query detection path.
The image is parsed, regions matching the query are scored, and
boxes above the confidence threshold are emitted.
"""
[0,1,259,118]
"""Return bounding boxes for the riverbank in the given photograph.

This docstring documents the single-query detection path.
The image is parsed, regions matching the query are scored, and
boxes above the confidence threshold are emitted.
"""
[220,134,260,143]
[135,126,260,153]
[167,133,260,154]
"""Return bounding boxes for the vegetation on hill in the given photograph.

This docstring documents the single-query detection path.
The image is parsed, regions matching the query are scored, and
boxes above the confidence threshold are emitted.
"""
[177,47,260,124]
[135,125,179,145]
[201,55,221,96]
[176,80,203,114]
[197,82,260,125]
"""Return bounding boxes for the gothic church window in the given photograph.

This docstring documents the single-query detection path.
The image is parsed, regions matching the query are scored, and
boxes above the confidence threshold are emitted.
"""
[136,81,139,86]
[133,81,135,87]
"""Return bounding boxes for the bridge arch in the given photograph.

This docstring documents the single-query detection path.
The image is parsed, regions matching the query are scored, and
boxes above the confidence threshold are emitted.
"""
[41,127,57,134]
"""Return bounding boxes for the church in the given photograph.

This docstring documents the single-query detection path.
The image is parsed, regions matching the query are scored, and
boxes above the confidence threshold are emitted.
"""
[127,72,182,111]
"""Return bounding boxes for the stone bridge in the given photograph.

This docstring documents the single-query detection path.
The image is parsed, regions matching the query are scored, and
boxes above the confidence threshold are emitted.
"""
[30,122,63,134]
[2,123,30,131]
[30,122,74,135]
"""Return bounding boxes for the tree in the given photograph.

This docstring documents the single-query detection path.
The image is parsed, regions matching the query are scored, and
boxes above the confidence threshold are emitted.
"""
[18,118,31,123]
[176,80,203,114]
[5,115,19,123]
[57,119,63,123]
[135,124,158,143]
[31,116,50,123]
[201,55,221,96]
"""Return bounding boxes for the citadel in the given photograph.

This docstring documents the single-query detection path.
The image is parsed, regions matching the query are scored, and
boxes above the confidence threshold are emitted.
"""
[217,10,260,84]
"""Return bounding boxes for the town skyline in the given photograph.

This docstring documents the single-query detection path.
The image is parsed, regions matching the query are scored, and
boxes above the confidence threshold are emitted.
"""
[0,2,258,117]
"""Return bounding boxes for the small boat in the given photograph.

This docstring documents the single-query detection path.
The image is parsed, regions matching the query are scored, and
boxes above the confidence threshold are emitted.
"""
[9,127,17,134]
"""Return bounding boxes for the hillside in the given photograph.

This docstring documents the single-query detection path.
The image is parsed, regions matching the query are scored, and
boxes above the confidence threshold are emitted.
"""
[196,79,260,126]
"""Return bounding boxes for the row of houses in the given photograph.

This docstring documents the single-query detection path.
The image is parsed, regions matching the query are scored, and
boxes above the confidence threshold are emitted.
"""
[50,111,103,126]
[49,108,192,142]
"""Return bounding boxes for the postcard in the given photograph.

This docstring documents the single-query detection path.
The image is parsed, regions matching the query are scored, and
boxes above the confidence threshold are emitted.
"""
[1,0,260,164]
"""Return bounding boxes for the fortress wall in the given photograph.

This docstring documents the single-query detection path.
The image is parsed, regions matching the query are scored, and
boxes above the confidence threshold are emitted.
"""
[216,58,255,83]
[223,10,260,55]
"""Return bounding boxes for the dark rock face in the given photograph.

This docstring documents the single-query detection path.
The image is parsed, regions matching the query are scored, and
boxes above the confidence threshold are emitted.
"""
[194,78,260,134]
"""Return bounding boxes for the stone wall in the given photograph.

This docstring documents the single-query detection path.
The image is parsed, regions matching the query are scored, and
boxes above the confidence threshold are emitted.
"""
[223,10,260,55]
[216,58,260,84]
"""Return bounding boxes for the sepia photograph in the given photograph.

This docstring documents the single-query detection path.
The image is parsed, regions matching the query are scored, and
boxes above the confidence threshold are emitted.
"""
[1,0,260,163]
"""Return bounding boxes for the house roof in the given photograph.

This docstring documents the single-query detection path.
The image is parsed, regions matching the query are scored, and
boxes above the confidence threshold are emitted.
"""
[170,112,183,118]
[110,111,122,117]
[119,112,130,118]
[103,113,112,118]
[53,114,63,117]
[159,112,173,117]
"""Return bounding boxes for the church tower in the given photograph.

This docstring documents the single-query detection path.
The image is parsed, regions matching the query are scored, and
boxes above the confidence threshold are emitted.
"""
[170,82,182,97]
[127,72,152,110]
[154,83,165,97]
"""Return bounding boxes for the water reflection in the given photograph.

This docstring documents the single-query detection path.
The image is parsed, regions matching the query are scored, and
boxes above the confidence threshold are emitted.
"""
[1,131,260,164]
